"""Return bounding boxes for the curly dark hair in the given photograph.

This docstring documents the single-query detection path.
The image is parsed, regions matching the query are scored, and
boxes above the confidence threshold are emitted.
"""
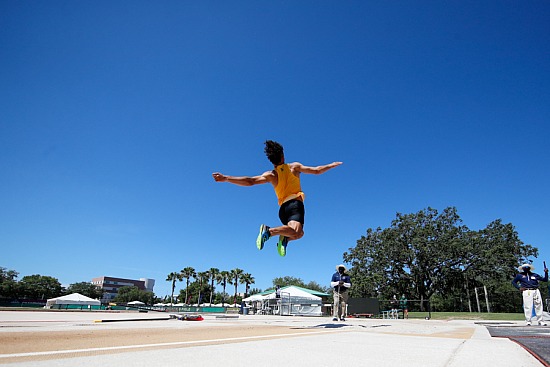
[264,140,284,165]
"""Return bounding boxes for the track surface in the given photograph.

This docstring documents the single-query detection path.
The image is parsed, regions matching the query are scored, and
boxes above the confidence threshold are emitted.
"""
[484,324,550,367]
[0,311,544,367]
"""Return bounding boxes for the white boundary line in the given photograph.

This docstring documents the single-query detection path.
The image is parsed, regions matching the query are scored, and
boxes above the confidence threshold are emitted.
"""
[0,329,340,359]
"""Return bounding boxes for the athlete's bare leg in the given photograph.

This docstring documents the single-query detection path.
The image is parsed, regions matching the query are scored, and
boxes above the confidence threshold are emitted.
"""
[269,220,303,241]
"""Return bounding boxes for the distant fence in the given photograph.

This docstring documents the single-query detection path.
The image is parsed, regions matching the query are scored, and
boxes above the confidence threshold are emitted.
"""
[377,299,431,319]
[0,299,228,313]
[155,306,226,313]
[429,291,526,314]
[51,305,228,313]
[45,304,108,311]
[0,299,47,308]
[345,298,431,319]
[351,289,548,315]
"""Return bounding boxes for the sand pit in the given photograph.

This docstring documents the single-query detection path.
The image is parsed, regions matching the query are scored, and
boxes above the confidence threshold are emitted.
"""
[0,317,339,364]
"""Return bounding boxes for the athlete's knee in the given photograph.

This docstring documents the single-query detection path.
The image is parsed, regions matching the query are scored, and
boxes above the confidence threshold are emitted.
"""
[287,221,304,240]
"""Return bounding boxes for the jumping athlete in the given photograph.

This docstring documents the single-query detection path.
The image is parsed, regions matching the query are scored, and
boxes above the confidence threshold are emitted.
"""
[212,140,342,256]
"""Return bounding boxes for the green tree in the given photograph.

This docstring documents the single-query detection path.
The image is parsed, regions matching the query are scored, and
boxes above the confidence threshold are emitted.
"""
[343,207,539,312]
[304,280,330,294]
[217,270,230,307]
[270,277,329,295]
[240,273,255,298]
[166,272,183,306]
[230,268,244,306]
[0,267,19,299]
[196,271,209,305]
[462,219,536,282]
[457,219,537,312]
[18,274,62,300]
[65,282,103,299]
[178,280,211,306]
[181,267,196,304]
[208,268,220,306]
[345,207,468,302]
[272,276,306,288]
[113,286,154,305]
[342,227,385,298]
[248,287,262,296]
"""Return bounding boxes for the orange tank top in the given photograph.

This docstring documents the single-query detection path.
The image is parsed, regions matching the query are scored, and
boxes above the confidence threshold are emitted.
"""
[274,164,305,206]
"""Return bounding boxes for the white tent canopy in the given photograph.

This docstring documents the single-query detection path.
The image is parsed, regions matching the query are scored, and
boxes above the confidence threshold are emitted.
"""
[265,286,323,301]
[242,286,326,316]
[127,300,145,305]
[243,285,325,302]
[45,293,101,308]
[243,293,266,302]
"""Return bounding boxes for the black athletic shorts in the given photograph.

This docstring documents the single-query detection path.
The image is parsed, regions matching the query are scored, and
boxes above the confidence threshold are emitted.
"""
[278,199,305,225]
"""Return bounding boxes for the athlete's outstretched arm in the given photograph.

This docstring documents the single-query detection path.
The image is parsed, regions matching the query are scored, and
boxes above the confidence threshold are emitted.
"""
[212,171,274,186]
[295,161,343,175]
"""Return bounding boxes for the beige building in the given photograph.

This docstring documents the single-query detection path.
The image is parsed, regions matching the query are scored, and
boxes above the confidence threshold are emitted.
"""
[92,276,155,303]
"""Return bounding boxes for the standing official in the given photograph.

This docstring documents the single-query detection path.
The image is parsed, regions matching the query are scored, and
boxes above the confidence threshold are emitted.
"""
[331,264,351,321]
[511,263,548,326]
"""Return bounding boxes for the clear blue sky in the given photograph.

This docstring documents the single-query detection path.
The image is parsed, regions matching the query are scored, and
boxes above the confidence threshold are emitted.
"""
[1,1,549,298]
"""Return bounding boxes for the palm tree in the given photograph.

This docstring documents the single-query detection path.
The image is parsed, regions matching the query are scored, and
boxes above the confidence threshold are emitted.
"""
[166,272,183,306]
[208,267,220,306]
[240,273,255,299]
[196,271,208,306]
[217,271,230,307]
[230,268,244,307]
[181,267,196,305]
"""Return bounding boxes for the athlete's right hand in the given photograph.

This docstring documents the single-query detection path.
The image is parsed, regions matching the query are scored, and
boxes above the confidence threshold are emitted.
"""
[212,172,226,182]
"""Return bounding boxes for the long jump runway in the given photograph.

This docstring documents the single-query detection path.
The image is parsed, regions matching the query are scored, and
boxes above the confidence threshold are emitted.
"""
[0,311,544,367]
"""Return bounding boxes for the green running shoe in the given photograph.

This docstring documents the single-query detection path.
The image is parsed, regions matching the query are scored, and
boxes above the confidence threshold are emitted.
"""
[277,236,288,257]
[256,224,270,250]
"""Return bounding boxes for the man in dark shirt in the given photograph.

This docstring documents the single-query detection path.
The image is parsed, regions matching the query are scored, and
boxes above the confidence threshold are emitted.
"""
[511,263,548,326]
[331,264,351,322]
